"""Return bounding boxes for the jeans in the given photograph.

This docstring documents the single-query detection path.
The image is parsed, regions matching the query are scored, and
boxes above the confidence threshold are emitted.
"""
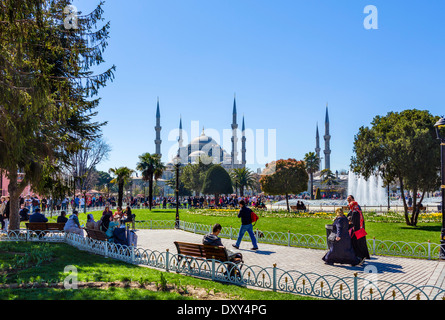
[235,224,258,248]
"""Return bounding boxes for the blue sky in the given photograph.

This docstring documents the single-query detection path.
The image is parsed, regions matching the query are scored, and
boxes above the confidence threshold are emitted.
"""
[72,0,445,174]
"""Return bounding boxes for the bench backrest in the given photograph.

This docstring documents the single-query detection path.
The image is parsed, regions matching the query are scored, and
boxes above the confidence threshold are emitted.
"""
[85,228,108,241]
[174,241,205,258]
[46,223,65,230]
[174,241,229,261]
[203,245,229,261]
[26,222,49,231]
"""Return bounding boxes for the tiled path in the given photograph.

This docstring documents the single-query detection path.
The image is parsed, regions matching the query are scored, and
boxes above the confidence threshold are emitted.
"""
[135,229,445,299]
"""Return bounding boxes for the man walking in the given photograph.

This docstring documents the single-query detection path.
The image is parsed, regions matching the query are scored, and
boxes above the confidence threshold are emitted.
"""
[232,200,258,250]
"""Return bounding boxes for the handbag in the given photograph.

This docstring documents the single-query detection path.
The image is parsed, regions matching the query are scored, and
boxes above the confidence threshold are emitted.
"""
[353,211,368,239]
[328,231,337,242]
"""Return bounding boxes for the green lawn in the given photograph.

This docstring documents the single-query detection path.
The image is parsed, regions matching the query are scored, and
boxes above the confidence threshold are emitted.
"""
[0,241,316,300]
[46,208,442,244]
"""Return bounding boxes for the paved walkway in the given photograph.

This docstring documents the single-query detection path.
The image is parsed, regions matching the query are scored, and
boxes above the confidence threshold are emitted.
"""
[135,229,445,295]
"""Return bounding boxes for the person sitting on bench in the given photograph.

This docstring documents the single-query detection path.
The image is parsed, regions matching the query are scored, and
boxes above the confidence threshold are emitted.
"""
[202,223,243,263]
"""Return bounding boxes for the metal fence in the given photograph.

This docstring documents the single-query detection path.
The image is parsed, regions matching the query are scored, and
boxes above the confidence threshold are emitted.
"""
[1,229,444,300]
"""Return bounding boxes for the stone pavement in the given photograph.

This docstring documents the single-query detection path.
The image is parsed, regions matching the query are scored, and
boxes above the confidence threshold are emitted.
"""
[135,229,445,293]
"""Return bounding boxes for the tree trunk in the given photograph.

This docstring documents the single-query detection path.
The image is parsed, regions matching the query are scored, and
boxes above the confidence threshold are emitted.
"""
[118,181,124,208]
[410,188,418,226]
[148,175,153,211]
[413,191,425,227]
[7,170,24,231]
[399,177,412,226]
[310,172,314,200]
[285,193,290,212]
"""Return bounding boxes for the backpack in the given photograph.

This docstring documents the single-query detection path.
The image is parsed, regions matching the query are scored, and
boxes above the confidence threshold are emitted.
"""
[251,211,259,226]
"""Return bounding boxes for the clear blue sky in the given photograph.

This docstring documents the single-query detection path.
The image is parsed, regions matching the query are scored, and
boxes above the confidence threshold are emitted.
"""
[72,0,445,174]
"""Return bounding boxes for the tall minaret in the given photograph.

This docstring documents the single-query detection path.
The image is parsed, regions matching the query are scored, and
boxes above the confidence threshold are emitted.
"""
[241,115,246,167]
[315,122,321,169]
[324,103,331,170]
[178,115,183,149]
[231,94,238,167]
[155,97,162,157]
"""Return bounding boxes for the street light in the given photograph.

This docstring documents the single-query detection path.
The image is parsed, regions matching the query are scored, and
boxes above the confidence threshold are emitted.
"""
[434,116,445,260]
[172,154,182,229]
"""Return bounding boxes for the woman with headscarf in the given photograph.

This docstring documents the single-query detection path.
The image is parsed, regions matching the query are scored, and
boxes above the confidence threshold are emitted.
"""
[347,195,370,264]
[63,211,84,237]
[323,208,360,266]
[85,213,99,230]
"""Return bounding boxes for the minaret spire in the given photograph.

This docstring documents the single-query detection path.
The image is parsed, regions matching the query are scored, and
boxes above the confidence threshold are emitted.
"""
[241,114,246,167]
[231,94,238,167]
[315,122,321,169]
[155,97,162,157]
[324,103,331,170]
[178,115,183,148]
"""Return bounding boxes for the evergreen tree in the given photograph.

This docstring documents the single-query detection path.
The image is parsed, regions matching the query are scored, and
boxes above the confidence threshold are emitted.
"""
[0,1,115,230]
[201,165,233,206]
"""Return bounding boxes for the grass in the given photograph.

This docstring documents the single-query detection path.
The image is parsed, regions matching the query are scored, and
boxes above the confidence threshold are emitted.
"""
[0,241,317,300]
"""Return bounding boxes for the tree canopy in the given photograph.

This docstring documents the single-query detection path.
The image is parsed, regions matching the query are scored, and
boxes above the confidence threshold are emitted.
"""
[136,152,165,210]
[0,0,115,229]
[201,165,233,204]
[350,109,440,226]
[260,159,308,212]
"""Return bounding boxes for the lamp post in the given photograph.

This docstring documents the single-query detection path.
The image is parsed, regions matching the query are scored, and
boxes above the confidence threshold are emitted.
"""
[434,116,445,260]
[173,154,181,229]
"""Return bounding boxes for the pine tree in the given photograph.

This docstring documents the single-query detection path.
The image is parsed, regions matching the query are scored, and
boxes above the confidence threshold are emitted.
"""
[0,1,115,230]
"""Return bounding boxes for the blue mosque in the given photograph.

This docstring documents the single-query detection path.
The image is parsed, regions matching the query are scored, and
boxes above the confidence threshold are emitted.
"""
[154,96,247,170]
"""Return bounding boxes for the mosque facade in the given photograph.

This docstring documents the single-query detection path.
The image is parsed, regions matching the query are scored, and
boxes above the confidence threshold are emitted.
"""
[154,96,246,170]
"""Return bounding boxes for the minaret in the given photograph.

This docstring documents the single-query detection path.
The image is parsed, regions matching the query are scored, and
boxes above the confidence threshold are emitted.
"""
[324,103,331,170]
[241,115,246,167]
[178,115,183,148]
[315,122,321,169]
[155,97,162,157]
[231,94,238,167]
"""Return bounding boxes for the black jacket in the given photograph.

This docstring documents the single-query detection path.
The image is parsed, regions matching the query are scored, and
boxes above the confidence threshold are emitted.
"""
[238,206,253,225]
[202,233,223,247]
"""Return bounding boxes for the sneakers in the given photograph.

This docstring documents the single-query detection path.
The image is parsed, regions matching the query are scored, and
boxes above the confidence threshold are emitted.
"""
[251,247,259,251]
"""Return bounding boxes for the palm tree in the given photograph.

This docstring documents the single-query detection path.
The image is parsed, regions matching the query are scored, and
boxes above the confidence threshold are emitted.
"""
[304,152,320,200]
[230,167,257,197]
[108,166,134,207]
[136,152,165,210]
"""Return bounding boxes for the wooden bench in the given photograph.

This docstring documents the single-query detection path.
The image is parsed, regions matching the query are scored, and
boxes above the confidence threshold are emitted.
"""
[85,228,108,241]
[174,241,243,266]
[290,205,307,212]
[25,222,65,239]
[25,222,65,231]
[26,222,49,231]
[46,223,65,231]
[174,241,244,279]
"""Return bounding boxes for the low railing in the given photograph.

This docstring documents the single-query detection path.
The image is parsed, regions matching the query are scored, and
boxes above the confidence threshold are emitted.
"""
[1,230,443,300]
[135,220,443,260]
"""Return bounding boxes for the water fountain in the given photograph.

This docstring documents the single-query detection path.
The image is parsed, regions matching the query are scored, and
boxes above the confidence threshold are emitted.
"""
[347,171,388,206]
